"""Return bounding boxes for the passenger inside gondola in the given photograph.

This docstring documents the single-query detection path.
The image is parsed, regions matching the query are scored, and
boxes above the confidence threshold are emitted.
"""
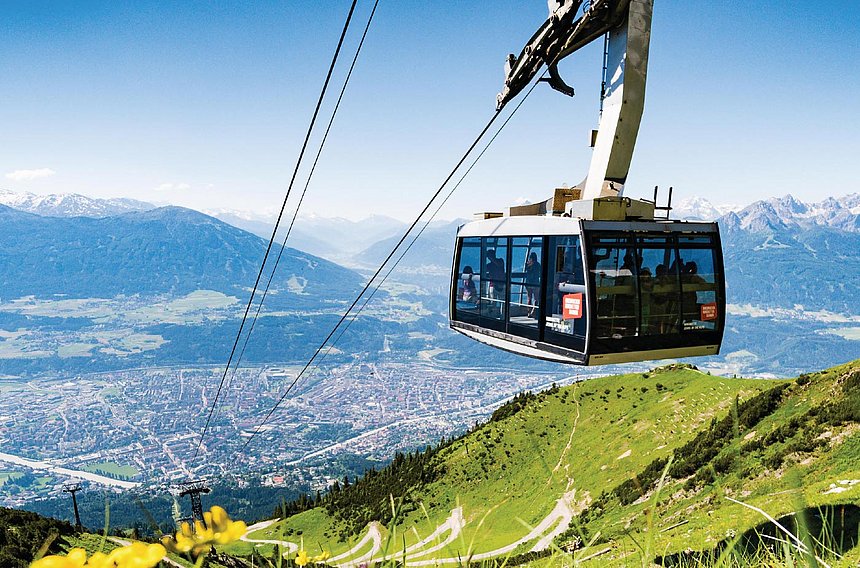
[507,238,542,329]
[458,266,477,304]
[485,249,505,297]
[482,246,507,320]
[454,237,481,317]
[524,252,541,317]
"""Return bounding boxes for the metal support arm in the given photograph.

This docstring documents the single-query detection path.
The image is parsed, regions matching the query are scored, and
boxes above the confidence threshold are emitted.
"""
[582,0,652,199]
[496,0,653,202]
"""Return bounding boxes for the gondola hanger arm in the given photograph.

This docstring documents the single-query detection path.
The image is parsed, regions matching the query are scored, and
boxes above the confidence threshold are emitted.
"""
[496,0,651,202]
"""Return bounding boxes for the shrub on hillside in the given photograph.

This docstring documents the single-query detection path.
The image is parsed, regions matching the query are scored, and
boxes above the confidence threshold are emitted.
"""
[489,391,537,423]
[0,507,76,567]
[669,384,788,478]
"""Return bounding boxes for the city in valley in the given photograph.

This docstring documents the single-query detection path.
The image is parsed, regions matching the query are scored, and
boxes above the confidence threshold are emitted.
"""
[0,360,595,507]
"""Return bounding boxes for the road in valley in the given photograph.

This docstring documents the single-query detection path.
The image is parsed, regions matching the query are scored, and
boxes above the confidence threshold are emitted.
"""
[0,451,139,489]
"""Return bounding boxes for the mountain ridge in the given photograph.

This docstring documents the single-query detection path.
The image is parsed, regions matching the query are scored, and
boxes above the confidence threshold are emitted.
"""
[0,188,154,218]
[719,193,860,234]
[0,203,363,302]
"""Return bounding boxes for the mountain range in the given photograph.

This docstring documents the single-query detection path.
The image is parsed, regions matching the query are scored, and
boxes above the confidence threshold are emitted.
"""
[670,195,739,221]
[719,194,860,315]
[0,189,154,218]
[0,189,857,376]
[206,209,407,265]
[0,204,362,303]
[721,194,860,233]
[0,203,383,375]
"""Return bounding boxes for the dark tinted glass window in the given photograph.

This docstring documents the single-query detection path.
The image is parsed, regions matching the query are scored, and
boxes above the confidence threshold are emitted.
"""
[678,246,719,331]
[481,238,508,323]
[637,244,681,335]
[589,235,638,339]
[509,237,542,330]
[546,236,587,338]
[454,237,481,318]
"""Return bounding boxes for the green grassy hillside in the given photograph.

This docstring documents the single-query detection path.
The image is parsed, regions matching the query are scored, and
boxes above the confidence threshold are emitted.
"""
[228,360,860,566]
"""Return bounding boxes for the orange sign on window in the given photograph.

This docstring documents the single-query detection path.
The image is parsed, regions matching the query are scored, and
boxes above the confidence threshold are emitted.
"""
[700,302,718,321]
[562,293,583,320]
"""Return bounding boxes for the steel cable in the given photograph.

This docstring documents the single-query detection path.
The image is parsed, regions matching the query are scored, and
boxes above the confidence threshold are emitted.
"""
[234,110,505,456]
[301,77,542,381]
[194,0,360,461]
[220,0,380,411]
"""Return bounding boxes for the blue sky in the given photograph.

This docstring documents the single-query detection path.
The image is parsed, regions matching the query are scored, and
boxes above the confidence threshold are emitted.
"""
[2,1,858,220]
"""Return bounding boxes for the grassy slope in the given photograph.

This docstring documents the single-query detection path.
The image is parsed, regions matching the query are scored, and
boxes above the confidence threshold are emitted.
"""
[593,360,860,566]
[406,367,768,555]
[240,361,860,566]
[243,367,765,553]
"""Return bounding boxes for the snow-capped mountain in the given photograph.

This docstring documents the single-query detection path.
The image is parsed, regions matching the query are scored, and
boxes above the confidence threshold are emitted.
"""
[671,196,738,221]
[0,189,154,218]
[720,194,860,233]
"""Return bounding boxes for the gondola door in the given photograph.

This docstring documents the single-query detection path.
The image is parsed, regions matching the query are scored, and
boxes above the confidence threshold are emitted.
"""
[507,237,543,340]
[480,237,508,332]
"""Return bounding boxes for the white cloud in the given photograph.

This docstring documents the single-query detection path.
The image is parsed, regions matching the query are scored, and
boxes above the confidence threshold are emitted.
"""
[154,182,191,192]
[512,197,533,206]
[5,168,56,181]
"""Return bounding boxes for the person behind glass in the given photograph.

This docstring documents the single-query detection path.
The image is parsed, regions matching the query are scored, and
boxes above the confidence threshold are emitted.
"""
[485,249,506,298]
[682,261,705,321]
[524,251,541,317]
[458,265,477,304]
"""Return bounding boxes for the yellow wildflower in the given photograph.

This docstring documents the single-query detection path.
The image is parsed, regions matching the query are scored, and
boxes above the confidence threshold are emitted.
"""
[161,505,247,557]
[103,543,166,568]
[293,549,330,566]
[294,550,310,566]
[30,543,165,568]
[31,548,87,568]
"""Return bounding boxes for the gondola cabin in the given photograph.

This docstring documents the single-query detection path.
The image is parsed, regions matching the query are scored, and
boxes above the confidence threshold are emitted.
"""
[450,198,725,365]
[451,0,727,364]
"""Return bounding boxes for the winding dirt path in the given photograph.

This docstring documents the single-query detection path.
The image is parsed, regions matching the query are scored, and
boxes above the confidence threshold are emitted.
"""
[238,497,575,567]
[240,518,299,553]
[381,507,465,561]
[407,495,574,565]
[330,522,383,567]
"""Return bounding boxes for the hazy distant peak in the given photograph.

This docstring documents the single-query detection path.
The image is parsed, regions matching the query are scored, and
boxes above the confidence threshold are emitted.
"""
[671,196,739,221]
[0,188,154,218]
[131,204,208,220]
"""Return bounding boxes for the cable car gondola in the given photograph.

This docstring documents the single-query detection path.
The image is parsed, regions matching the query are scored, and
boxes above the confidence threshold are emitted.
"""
[449,0,726,365]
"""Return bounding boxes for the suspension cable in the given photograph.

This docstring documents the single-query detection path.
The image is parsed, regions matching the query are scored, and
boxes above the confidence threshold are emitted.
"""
[220,0,380,407]
[301,77,542,381]
[235,110,505,455]
[194,0,359,461]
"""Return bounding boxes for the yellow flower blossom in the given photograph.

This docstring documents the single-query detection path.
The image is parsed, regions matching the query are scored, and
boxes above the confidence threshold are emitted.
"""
[31,543,165,568]
[293,549,330,566]
[161,505,247,557]
[31,548,87,568]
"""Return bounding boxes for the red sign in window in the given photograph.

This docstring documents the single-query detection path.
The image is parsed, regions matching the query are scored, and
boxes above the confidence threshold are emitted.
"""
[562,293,583,320]
[700,302,718,321]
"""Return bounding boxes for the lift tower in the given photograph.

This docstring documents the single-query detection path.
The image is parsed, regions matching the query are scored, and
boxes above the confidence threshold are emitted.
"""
[62,483,82,529]
[178,480,211,527]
